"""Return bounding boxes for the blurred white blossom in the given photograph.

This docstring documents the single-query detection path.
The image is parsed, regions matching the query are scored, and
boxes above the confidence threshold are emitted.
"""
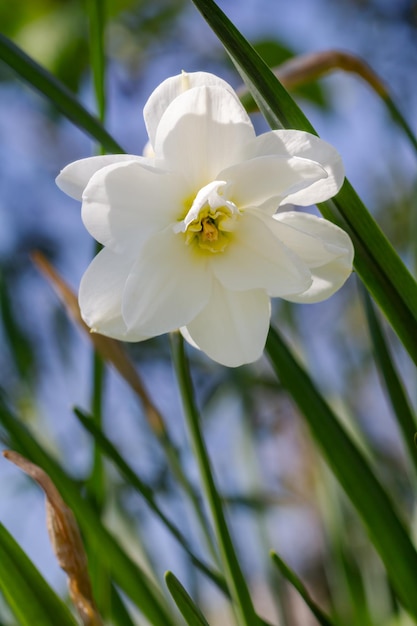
[57,71,353,367]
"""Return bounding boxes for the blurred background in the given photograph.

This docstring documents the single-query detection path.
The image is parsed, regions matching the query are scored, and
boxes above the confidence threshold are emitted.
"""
[1,0,417,624]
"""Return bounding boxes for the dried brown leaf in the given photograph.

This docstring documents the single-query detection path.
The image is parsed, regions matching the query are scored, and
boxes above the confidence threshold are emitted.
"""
[236,49,388,106]
[3,450,103,626]
[31,251,166,437]
[274,50,388,96]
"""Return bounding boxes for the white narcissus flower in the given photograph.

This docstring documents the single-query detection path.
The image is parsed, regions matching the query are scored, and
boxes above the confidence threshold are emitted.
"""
[57,71,354,367]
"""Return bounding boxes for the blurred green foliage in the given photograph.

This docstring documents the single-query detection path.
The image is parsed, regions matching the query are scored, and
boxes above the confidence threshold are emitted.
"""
[0,0,188,90]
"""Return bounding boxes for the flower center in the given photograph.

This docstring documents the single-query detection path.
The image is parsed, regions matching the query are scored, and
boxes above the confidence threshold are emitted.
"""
[175,180,240,254]
[201,217,218,242]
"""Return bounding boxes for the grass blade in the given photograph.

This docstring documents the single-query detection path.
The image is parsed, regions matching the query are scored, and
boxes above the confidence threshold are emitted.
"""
[0,33,124,154]
[361,288,417,478]
[165,571,210,626]
[270,552,335,626]
[0,523,78,626]
[266,325,417,619]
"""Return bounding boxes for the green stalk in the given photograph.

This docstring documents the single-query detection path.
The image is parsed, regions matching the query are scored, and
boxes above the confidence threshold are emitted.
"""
[159,429,221,568]
[87,0,107,123]
[86,0,109,615]
[86,0,107,515]
[170,333,262,626]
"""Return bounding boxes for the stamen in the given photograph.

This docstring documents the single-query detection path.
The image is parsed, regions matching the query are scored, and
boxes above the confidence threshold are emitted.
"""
[179,181,240,253]
[201,217,218,242]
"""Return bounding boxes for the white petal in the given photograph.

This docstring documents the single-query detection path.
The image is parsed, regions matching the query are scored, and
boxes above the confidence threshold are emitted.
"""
[154,86,255,191]
[245,129,345,205]
[144,71,240,149]
[79,247,148,341]
[183,281,271,367]
[56,154,144,200]
[122,228,211,336]
[273,211,354,302]
[81,161,185,252]
[211,211,311,297]
[219,155,327,210]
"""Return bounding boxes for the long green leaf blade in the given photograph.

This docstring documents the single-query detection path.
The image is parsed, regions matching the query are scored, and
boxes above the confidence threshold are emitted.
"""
[362,288,417,477]
[189,0,417,367]
[0,33,124,154]
[0,523,78,626]
[266,326,417,619]
[270,552,335,626]
[109,584,138,626]
[318,188,417,366]
[165,571,210,626]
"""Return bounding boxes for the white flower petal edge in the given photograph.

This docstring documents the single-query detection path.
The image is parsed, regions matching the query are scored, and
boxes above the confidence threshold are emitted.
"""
[79,247,148,341]
[182,281,271,367]
[56,154,144,200]
[144,71,240,150]
[272,211,354,302]
[245,129,344,206]
[154,85,255,190]
[218,154,327,210]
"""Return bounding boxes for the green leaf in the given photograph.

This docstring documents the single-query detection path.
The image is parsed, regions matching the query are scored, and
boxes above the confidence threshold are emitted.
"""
[0,399,178,626]
[338,546,373,626]
[238,39,328,112]
[74,407,228,595]
[0,271,35,385]
[190,0,314,131]
[165,571,210,626]
[0,523,78,626]
[0,33,124,153]
[109,584,138,626]
[266,326,417,620]
[318,187,417,367]
[270,552,335,626]
[362,288,417,478]
[80,2,108,606]
[189,0,417,368]
[87,0,106,122]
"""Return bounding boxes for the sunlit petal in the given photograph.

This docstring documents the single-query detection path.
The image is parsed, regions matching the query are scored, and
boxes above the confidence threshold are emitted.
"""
[82,161,185,252]
[211,211,311,296]
[56,154,144,200]
[273,211,354,302]
[245,129,344,205]
[154,86,255,190]
[79,248,147,341]
[219,155,327,210]
[122,228,211,336]
[183,281,270,367]
[144,71,239,149]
